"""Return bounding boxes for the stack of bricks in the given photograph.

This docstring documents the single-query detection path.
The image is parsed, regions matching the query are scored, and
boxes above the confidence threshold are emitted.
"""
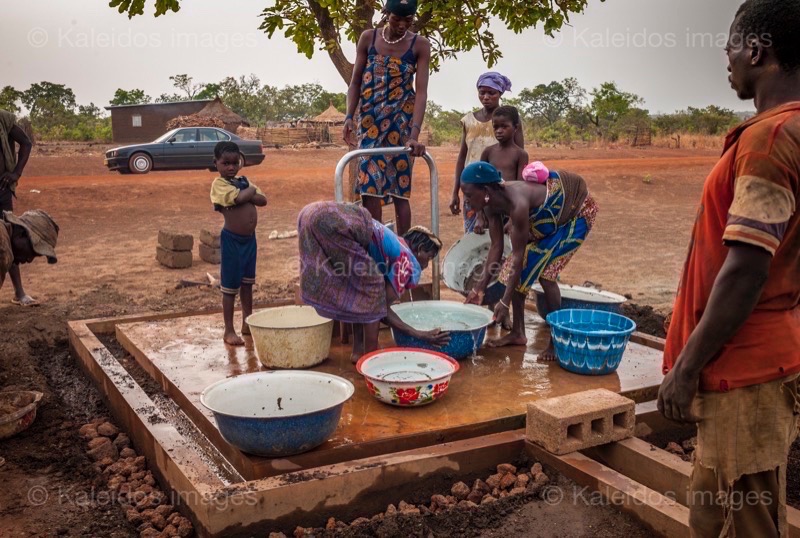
[156,231,193,269]
[526,389,635,455]
[199,229,221,264]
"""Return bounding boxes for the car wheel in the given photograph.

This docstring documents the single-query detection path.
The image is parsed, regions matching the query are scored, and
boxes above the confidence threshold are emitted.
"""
[239,153,246,168]
[129,152,152,174]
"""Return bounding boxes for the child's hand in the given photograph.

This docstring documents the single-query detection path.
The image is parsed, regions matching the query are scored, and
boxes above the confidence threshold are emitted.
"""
[449,194,461,216]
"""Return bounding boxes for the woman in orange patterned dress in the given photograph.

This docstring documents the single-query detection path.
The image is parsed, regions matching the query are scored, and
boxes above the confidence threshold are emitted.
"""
[343,0,431,235]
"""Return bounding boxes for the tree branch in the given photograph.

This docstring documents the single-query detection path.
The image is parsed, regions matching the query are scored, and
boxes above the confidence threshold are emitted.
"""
[307,0,355,85]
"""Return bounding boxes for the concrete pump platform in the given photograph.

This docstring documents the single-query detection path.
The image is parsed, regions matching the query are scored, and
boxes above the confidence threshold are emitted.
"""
[68,297,666,536]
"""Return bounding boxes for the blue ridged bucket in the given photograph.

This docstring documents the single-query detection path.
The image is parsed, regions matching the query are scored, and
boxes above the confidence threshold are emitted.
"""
[546,309,637,375]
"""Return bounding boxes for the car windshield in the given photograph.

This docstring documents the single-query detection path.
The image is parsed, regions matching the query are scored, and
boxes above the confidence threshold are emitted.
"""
[152,130,179,143]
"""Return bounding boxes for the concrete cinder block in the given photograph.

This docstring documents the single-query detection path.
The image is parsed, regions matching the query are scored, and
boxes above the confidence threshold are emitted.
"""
[526,389,635,455]
[156,246,193,269]
[199,229,221,249]
[199,243,221,264]
[158,230,194,252]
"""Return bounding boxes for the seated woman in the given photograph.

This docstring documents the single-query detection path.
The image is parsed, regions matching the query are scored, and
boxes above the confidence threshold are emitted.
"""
[298,201,450,363]
[461,162,598,360]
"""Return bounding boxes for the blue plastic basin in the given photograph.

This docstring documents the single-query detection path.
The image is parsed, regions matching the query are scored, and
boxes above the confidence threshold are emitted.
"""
[200,371,354,457]
[546,309,637,376]
[390,301,494,360]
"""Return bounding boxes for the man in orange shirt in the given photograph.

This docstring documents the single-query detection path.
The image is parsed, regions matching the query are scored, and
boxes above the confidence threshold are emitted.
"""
[658,1,800,536]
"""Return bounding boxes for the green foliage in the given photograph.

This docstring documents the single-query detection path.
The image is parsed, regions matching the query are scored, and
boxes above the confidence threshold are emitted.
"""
[109,88,151,106]
[0,86,24,114]
[169,74,205,100]
[207,75,346,124]
[108,0,601,83]
[535,119,587,145]
[21,82,78,132]
[21,82,77,119]
[154,92,186,103]
[586,81,644,138]
[109,0,180,18]
[34,101,112,142]
[517,78,585,125]
[425,102,465,145]
[653,105,739,136]
[196,83,222,100]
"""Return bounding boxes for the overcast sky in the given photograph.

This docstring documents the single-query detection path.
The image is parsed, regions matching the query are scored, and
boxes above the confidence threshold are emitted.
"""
[1,0,753,115]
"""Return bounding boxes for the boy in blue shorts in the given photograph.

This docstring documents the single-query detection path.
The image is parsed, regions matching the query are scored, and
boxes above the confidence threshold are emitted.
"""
[210,141,267,345]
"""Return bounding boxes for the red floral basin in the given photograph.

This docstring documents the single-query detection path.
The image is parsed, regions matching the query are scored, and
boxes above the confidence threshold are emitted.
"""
[356,348,459,407]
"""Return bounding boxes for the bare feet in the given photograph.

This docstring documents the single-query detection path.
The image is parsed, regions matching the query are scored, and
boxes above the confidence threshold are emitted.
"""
[350,352,362,364]
[241,324,251,336]
[224,330,245,346]
[11,295,39,306]
[487,333,528,348]
[538,343,557,361]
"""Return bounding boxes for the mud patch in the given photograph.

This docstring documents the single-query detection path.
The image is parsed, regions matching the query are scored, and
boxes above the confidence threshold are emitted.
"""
[621,303,667,338]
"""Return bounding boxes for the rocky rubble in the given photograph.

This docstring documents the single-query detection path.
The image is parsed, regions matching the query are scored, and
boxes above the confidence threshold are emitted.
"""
[79,418,194,537]
[285,461,551,537]
[665,437,697,462]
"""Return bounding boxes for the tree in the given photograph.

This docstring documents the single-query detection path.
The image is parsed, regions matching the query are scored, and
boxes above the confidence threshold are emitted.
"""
[273,83,347,121]
[653,105,739,136]
[109,88,151,106]
[686,105,738,135]
[21,82,78,131]
[214,75,277,124]
[0,86,23,114]
[110,0,600,85]
[154,92,186,103]
[586,82,643,137]
[169,74,205,100]
[196,83,222,100]
[518,78,585,126]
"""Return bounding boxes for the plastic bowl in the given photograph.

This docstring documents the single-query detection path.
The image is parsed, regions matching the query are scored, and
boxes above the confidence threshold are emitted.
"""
[546,309,637,375]
[200,371,354,457]
[533,283,627,314]
[356,348,459,407]
[390,301,494,360]
[246,305,334,369]
[442,233,512,306]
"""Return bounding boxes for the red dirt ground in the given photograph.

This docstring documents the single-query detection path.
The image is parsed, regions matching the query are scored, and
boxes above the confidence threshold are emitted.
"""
[0,144,719,536]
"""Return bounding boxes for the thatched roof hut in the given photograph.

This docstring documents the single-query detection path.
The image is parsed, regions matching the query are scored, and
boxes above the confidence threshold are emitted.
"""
[309,102,346,125]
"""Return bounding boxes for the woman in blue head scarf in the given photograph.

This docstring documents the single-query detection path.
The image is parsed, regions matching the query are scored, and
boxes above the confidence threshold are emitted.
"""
[459,162,598,360]
[450,72,525,234]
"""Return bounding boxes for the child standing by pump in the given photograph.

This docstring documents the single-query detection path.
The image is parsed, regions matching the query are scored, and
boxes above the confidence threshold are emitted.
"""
[210,141,267,346]
[480,105,528,183]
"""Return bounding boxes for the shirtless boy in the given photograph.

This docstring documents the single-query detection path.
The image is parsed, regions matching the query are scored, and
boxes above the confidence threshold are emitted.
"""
[209,141,267,345]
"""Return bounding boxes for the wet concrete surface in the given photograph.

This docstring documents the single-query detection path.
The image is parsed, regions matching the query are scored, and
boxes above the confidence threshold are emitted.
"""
[115,306,663,478]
